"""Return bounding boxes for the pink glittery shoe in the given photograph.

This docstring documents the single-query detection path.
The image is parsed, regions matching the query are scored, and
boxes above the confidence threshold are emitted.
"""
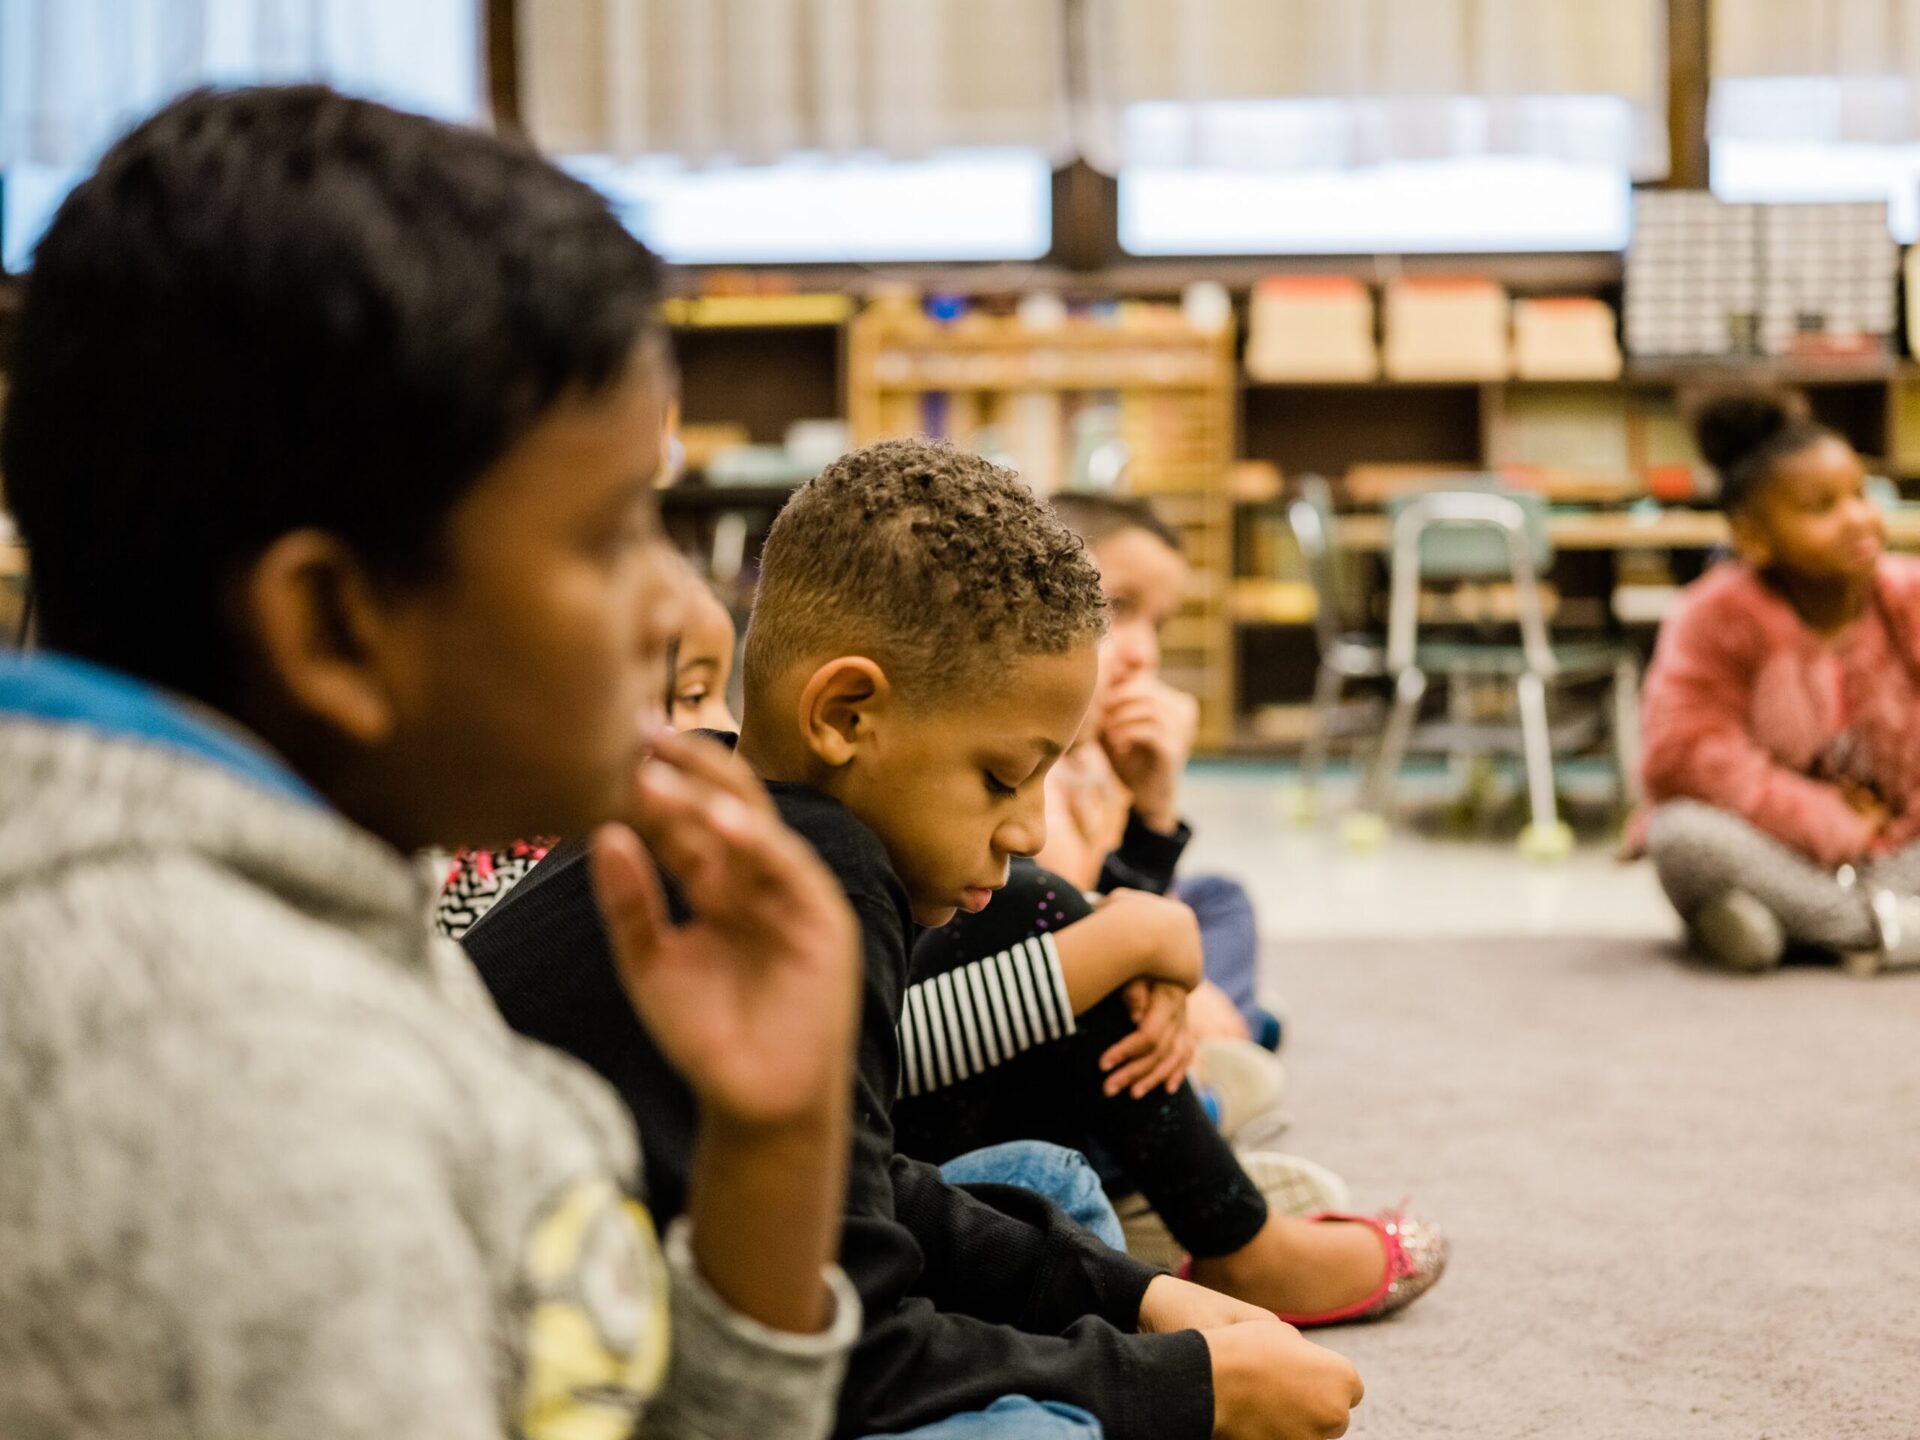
[1270,1207,1450,1328]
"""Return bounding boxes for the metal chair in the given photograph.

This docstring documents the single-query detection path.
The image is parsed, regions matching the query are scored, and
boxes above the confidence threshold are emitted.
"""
[1352,488,1642,859]
[1287,476,1388,818]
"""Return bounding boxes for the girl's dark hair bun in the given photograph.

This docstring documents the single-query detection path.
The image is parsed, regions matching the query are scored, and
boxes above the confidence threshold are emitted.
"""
[1690,388,1812,475]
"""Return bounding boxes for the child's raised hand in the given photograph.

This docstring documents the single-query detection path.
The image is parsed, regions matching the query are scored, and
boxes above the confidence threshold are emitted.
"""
[1097,674,1199,833]
[1101,977,1195,1098]
[592,728,859,1131]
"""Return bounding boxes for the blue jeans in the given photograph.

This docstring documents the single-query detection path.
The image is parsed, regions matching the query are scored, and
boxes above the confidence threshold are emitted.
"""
[1174,872,1279,1044]
[866,1396,1103,1439]
[939,1139,1126,1252]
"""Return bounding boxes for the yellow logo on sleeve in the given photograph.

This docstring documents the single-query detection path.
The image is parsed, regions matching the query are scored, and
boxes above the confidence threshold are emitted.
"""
[518,1177,670,1440]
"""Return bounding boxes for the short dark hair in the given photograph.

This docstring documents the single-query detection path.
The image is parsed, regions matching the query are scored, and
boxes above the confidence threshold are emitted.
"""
[1048,492,1182,555]
[1690,388,1837,514]
[743,439,1107,704]
[1,85,665,703]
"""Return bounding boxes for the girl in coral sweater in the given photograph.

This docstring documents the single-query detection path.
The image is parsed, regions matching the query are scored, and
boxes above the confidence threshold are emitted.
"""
[1641,389,1920,971]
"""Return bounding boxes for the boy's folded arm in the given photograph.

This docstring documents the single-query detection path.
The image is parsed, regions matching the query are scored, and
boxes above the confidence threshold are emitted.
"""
[839,1295,1215,1440]
[890,1154,1162,1332]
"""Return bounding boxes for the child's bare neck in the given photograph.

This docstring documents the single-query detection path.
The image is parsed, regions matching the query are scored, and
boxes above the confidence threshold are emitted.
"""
[1766,566,1870,638]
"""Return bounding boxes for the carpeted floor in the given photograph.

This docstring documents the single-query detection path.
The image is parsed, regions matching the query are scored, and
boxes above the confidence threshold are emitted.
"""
[1264,935,1920,1439]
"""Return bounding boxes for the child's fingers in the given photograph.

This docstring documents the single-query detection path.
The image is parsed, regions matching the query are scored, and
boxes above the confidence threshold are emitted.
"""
[646,729,776,817]
[629,763,732,891]
[1100,1025,1154,1072]
[1106,1051,1166,1097]
[1105,1002,1180,1094]
[1125,991,1190,1096]
[657,779,847,943]
[1103,714,1171,750]
[1131,1044,1188,1099]
[1151,1032,1197,1097]
[588,822,669,986]
[1099,1030,1158,1094]
[1112,1026,1184,1097]
[1100,707,1165,741]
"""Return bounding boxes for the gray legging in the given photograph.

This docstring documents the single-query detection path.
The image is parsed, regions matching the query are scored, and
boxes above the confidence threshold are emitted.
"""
[1646,800,1920,950]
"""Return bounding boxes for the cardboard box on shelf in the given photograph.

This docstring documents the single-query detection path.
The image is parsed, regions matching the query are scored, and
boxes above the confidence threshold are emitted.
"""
[1382,278,1508,380]
[1512,298,1622,380]
[1246,276,1378,382]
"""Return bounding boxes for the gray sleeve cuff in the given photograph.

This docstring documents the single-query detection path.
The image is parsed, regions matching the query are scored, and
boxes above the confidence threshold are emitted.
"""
[650,1217,861,1440]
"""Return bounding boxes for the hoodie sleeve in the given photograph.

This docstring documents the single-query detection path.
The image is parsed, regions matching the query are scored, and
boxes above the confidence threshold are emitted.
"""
[1641,580,1877,866]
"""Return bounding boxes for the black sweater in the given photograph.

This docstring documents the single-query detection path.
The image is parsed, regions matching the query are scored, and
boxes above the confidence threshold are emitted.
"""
[462,782,1214,1440]
[1098,809,1193,897]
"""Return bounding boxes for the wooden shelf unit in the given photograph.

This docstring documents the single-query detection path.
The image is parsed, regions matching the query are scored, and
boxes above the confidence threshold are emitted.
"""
[849,312,1239,749]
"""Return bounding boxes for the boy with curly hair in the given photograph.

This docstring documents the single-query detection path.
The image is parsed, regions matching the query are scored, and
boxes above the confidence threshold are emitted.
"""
[468,439,1373,1440]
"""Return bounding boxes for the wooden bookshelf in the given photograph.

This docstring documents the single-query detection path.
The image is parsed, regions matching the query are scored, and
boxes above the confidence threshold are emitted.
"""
[849,311,1239,749]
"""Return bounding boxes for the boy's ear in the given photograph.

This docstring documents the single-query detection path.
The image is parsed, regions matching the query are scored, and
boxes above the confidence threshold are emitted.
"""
[797,656,890,769]
[237,530,403,746]
[1729,510,1773,569]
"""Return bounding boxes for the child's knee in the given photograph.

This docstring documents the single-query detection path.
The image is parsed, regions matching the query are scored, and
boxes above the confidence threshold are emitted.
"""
[1176,873,1254,924]
[1645,799,1733,857]
[939,1141,1122,1250]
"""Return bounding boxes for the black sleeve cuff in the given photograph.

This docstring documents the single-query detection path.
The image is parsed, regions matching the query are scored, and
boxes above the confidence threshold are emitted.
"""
[1095,811,1193,896]
[1118,1329,1216,1440]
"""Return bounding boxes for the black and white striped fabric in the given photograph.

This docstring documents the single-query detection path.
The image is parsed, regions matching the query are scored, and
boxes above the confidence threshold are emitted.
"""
[897,933,1075,1098]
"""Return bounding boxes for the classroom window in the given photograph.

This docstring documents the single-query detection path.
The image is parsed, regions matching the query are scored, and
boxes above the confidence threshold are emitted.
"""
[569,149,1054,265]
[1116,98,1636,256]
[0,0,480,272]
[1709,79,1920,243]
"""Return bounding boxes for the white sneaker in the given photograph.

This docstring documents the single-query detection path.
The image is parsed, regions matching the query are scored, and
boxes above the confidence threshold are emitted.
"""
[1844,886,1920,975]
[1115,1150,1351,1272]
[1692,889,1785,972]
[1193,1038,1288,1142]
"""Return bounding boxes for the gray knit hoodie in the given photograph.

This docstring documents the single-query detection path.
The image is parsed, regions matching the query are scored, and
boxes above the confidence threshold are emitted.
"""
[0,653,857,1440]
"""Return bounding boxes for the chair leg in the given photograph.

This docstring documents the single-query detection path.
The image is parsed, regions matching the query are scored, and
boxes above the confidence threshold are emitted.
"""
[1515,671,1557,832]
[1611,656,1643,808]
[1297,662,1344,799]
[1514,670,1573,860]
[1361,667,1427,820]
[1445,677,1475,798]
